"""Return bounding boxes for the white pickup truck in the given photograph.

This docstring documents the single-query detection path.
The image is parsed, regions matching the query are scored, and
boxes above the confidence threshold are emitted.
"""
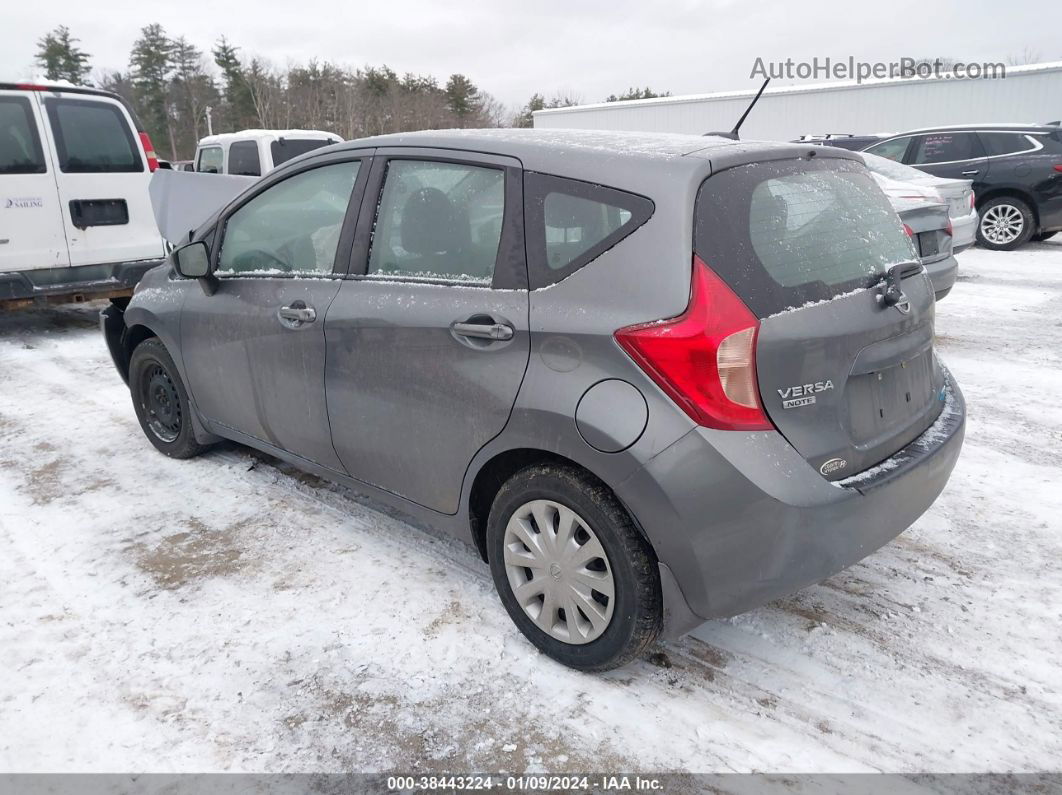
[193,129,342,176]
[1,81,166,311]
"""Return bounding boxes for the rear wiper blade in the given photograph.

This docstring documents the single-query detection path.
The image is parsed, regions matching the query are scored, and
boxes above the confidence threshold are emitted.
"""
[880,261,921,309]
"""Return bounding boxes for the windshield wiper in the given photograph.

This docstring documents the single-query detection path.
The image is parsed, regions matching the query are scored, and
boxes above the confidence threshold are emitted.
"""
[880,261,921,308]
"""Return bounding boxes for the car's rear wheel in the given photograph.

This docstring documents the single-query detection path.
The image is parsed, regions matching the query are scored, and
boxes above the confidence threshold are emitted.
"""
[129,338,208,459]
[976,197,1034,251]
[486,464,661,671]
[1032,231,1058,242]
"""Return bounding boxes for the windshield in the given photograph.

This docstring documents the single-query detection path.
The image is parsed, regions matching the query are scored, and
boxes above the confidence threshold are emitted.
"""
[695,157,917,317]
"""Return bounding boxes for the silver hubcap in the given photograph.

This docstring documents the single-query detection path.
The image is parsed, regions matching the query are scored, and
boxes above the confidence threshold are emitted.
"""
[503,499,615,645]
[980,204,1024,245]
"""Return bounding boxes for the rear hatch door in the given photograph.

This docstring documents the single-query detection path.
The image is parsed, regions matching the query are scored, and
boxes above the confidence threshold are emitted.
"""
[695,154,945,480]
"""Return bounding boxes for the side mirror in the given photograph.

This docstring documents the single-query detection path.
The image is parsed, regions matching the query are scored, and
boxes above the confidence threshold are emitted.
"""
[173,241,211,279]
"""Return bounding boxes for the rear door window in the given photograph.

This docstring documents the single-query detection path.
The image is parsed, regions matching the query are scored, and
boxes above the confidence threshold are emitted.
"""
[695,158,916,318]
[367,159,505,284]
[271,138,335,167]
[44,98,142,173]
[196,146,223,173]
[0,96,46,174]
[911,133,985,165]
[228,140,262,176]
[525,172,653,288]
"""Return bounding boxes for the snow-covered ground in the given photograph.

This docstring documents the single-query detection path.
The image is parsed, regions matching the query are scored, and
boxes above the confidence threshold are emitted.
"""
[1,242,1060,774]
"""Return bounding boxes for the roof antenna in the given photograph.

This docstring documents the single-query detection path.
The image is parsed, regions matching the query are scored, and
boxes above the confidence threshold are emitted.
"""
[705,77,770,139]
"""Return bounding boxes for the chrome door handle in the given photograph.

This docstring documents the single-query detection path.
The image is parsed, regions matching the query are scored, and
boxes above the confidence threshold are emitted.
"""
[278,304,316,323]
[451,321,514,341]
[961,170,980,176]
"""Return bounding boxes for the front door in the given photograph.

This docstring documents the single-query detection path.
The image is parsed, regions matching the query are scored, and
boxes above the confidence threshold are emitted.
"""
[325,151,530,514]
[0,91,69,273]
[180,156,367,471]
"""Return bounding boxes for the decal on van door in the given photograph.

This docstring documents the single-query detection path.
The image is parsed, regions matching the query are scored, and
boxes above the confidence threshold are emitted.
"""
[4,197,44,209]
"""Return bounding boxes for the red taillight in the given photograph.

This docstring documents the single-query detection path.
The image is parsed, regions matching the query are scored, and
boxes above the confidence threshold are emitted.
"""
[945,218,953,237]
[970,191,976,209]
[903,223,914,237]
[614,256,772,431]
[139,131,158,172]
[1054,164,1062,173]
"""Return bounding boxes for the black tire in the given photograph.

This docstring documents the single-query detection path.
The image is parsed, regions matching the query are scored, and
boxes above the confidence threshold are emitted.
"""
[975,196,1035,251]
[128,338,208,459]
[486,463,661,671]
[1032,231,1058,242]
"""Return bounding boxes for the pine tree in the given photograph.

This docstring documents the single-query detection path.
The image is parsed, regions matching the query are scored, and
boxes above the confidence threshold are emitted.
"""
[35,26,91,85]
[169,37,217,154]
[212,37,257,131]
[130,24,175,157]
[445,74,480,125]
[605,87,670,102]
[512,93,579,127]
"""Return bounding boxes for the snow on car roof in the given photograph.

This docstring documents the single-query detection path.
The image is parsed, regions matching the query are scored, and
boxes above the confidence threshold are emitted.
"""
[198,129,342,145]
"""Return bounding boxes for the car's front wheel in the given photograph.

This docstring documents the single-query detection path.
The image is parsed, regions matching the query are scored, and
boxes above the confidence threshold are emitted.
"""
[129,338,208,459]
[976,197,1035,251]
[486,464,661,671]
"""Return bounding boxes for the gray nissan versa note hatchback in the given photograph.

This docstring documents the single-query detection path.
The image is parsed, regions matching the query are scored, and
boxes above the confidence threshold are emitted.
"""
[102,129,966,671]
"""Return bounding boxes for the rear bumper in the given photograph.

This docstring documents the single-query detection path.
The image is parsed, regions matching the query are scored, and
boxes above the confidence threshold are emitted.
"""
[951,211,977,252]
[923,254,958,300]
[620,375,965,638]
[100,302,129,384]
[0,260,162,308]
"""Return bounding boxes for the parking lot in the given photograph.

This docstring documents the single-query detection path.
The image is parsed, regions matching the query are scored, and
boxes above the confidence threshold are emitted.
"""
[1,241,1060,773]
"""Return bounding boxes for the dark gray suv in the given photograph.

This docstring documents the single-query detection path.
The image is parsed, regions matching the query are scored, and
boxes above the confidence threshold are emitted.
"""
[102,130,966,670]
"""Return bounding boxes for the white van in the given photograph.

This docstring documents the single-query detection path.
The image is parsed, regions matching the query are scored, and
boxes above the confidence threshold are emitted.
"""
[193,130,342,177]
[0,82,165,310]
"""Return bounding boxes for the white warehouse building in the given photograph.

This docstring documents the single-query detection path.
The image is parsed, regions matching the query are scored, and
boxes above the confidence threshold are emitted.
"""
[533,62,1062,141]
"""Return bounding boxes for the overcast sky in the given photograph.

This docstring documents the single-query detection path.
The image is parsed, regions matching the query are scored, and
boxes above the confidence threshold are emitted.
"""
[3,0,1060,109]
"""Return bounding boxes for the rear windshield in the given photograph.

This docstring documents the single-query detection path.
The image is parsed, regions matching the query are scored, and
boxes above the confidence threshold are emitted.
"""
[270,138,334,166]
[694,157,916,317]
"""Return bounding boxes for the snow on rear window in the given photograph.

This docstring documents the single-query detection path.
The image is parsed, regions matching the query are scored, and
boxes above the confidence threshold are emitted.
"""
[695,158,916,318]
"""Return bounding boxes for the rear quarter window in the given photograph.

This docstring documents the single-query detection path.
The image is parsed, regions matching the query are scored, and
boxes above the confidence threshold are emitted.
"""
[524,172,653,289]
[0,96,46,174]
[979,132,1038,156]
[695,157,917,318]
[44,98,142,173]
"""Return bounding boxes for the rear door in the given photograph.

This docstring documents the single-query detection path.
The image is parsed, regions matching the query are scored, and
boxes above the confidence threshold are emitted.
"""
[180,153,369,470]
[325,149,530,514]
[0,90,69,273]
[907,131,989,183]
[695,156,943,480]
[41,91,163,266]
